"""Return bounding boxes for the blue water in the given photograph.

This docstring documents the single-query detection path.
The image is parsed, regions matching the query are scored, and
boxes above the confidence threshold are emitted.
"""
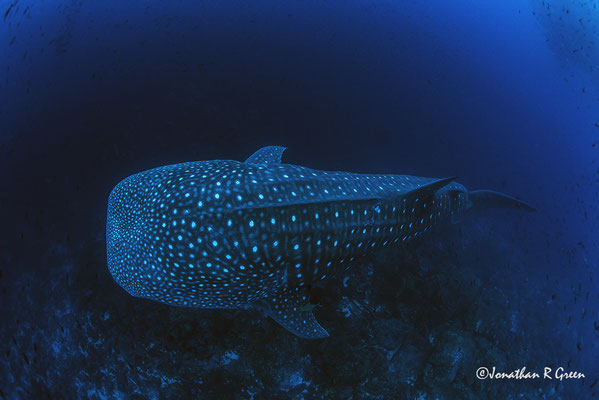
[1,0,598,398]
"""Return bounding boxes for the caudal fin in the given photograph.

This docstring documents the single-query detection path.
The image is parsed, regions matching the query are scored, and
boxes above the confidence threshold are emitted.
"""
[468,190,535,212]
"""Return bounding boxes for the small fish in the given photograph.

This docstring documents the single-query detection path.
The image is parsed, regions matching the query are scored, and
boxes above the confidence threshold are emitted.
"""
[106,146,534,338]
[4,0,18,21]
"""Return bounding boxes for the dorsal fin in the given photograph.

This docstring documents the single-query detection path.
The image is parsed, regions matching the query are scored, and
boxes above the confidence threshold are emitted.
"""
[255,286,329,339]
[244,146,287,165]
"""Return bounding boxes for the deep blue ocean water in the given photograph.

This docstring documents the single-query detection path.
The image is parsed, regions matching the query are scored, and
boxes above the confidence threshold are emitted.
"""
[1,0,598,398]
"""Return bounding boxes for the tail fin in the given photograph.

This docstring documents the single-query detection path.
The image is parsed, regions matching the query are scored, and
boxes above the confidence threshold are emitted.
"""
[468,190,535,212]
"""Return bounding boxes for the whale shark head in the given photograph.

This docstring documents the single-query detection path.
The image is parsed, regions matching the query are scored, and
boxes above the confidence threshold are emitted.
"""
[106,174,147,297]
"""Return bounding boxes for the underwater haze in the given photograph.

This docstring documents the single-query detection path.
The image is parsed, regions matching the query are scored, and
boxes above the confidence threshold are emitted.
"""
[1,0,599,399]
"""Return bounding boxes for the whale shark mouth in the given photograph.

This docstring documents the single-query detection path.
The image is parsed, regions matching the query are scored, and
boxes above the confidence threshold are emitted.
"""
[106,178,145,297]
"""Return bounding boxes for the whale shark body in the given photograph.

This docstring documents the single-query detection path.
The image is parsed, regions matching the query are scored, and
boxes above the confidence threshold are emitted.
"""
[106,146,533,338]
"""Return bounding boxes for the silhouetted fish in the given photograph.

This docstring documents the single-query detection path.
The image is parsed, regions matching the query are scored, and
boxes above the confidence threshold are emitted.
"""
[106,146,534,338]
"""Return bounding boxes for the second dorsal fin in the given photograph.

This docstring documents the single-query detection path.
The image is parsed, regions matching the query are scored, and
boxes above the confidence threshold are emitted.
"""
[385,176,458,202]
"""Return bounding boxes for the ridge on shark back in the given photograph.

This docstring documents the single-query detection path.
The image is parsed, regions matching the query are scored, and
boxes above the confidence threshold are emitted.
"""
[106,146,534,338]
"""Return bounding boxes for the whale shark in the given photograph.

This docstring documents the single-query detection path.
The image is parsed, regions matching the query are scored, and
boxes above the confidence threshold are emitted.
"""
[106,146,533,338]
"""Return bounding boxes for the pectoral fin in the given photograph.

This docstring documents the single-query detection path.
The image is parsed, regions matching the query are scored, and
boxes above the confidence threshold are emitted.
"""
[255,287,329,339]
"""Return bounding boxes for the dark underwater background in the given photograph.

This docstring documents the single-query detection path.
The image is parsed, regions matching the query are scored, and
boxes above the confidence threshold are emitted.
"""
[1,0,599,398]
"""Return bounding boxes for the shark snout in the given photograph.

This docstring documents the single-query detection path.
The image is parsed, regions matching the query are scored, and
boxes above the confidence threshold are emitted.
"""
[106,179,145,296]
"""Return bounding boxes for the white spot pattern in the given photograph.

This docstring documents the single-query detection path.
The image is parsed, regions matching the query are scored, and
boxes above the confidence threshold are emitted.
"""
[106,147,470,336]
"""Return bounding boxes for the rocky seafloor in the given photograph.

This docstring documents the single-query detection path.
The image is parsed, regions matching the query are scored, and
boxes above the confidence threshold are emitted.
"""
[0,216,591,399]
